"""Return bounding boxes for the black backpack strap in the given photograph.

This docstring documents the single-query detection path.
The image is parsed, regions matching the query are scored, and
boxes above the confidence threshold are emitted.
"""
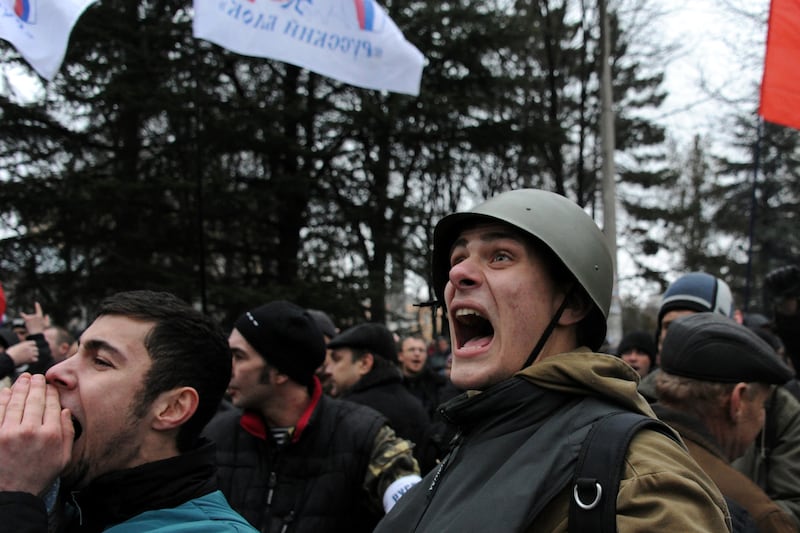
[568,411,681,533]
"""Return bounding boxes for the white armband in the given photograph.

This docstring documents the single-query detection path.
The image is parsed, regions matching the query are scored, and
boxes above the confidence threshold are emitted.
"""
[382,474,422,512]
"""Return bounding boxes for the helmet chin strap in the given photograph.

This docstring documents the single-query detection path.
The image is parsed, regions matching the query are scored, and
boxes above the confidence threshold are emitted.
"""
[520,286,575,370]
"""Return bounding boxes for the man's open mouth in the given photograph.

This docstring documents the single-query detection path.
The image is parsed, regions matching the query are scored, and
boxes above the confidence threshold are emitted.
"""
[72,415,83,441]
[453,308,494,349]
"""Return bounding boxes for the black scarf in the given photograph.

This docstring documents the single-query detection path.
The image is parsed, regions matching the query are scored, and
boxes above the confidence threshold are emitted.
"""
[60,440,218,533]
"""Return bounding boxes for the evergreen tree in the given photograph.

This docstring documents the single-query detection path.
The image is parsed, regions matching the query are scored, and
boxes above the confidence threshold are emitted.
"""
[0,0,678,332]
[716,116,800,311]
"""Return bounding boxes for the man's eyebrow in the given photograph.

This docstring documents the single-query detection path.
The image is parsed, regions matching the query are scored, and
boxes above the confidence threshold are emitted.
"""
[450,230,524,252]
[81,339,126,361]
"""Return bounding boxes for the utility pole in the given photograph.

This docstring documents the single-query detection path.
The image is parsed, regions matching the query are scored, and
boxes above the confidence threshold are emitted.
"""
[599,0,622,349]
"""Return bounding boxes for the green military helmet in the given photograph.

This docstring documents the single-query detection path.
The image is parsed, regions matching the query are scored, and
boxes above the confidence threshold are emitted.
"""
[431,188,613,350]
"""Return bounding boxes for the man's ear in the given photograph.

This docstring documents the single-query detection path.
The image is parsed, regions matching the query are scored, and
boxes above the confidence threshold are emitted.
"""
[151,387,199,431]
[272,372,290,385]
[357,353,374,376]
[728,382,748,424]
[558,289,592,326]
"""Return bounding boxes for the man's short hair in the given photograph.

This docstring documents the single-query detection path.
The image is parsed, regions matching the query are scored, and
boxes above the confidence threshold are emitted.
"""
[347,346,393,371]
[656,371,768,421]
[95,291,230,452]
[47,325,75,346]
[402,335,425,347]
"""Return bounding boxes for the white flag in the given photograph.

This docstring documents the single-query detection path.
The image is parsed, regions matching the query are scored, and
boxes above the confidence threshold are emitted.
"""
[193,0,424,96]
[0,0,97,80]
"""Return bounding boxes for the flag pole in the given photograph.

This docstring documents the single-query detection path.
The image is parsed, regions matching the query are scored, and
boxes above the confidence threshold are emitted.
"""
[191,25,208,314]
[599,0,621,348]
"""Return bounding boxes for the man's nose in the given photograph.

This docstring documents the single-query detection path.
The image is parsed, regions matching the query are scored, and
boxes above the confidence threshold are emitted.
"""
[449,256,482,291]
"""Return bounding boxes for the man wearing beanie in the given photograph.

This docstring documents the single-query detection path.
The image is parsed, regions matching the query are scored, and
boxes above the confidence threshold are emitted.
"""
[616,330,657,378]
[766,265,800,372]
[639,272,734,401]
[653,313,798,533]
[325,323,432,471]
[203,301,421,533]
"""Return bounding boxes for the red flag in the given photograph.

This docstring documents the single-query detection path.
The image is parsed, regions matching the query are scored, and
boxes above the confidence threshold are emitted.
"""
[0,281,5,318]
[760,0,800,130]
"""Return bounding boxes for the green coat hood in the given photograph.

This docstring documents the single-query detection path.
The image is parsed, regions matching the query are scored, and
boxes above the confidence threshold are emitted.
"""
[516,348,656,417]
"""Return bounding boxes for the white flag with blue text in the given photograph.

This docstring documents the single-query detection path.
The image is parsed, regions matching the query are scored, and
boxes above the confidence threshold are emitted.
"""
[193,0,424,96]
[0,0,97,80]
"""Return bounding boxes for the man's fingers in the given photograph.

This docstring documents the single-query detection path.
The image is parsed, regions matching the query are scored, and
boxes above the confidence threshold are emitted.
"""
[21,374,47,425]
[0,374,71,495]
[0,388,11,425]
[2,373,31,426]
[60,409,75,461]
[46,387,72,467]
[44,384,64,428]
[34,302,43,317]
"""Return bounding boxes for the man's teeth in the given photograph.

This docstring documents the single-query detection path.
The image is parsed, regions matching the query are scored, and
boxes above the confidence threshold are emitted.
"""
[455,308,485,318]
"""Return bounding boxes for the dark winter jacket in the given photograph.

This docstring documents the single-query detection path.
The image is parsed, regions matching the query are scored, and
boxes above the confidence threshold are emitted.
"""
[204,384,389,533]
[344,363,430,452]
[402,369,462,473]
[402,367,460,420]
[375,350,731,533]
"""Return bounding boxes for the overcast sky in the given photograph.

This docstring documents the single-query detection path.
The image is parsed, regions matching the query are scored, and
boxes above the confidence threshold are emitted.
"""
[654,0,769,148]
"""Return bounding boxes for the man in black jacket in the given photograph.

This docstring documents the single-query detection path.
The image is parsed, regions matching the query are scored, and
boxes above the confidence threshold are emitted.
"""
[326,323,431,460]
[203,301,421,533]
[397,335,461,473]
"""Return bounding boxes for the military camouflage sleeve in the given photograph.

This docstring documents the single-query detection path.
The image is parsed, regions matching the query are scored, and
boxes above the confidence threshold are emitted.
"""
[363,425,421,513]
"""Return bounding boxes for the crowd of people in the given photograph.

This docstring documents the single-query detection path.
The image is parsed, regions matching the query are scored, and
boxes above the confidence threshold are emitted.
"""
[0,187,799,532]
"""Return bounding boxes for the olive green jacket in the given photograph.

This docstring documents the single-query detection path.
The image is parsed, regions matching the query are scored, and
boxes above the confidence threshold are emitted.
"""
[521,351,731,532]
[376,350,731,532]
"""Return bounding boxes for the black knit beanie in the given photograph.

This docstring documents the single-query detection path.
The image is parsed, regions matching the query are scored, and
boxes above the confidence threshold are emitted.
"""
[616,331,657,367]
[234,300,325,386]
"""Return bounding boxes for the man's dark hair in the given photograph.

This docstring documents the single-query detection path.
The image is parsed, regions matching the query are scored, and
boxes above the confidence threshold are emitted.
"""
[350,347,394,371]
[95,290,231,452]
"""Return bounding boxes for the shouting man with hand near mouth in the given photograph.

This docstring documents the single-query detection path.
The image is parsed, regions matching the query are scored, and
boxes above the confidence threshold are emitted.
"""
[0,290,256,533]
[375,189,732,532]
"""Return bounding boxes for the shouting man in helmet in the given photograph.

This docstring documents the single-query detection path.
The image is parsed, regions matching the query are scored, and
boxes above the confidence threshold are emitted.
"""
[374,189,730,532]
